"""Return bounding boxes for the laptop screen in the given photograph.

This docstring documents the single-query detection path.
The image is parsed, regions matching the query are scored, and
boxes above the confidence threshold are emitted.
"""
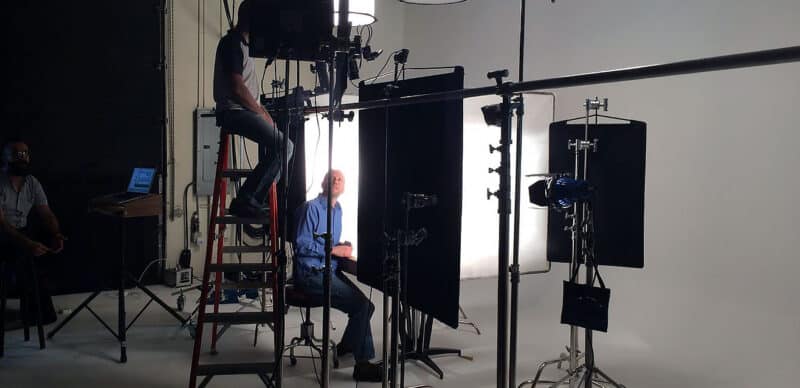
[127,168,156,194]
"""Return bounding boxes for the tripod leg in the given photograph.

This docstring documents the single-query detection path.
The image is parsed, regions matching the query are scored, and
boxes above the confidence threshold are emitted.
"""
[47,290,102,338]
[546,366,580,388]
[592,367,625,388]
[118,262,127,363]
[130,276,187,324]
[416,355,444,380]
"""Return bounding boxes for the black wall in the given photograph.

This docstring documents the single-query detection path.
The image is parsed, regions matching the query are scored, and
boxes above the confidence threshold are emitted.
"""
[2,1,166,293]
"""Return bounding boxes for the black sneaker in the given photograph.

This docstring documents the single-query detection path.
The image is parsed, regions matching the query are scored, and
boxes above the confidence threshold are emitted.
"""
[353,361,383,383]
[229,198,269,219]
[243,224,266,239]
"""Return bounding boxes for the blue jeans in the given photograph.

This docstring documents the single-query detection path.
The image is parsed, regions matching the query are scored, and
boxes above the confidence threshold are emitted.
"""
[217,109,294,206]
[294,268,376,362]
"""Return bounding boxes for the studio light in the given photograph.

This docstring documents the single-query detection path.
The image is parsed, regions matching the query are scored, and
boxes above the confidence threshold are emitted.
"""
[481,104,503,127]
[334,0,377,26]
[529,176,593,210]
[398,0,467,4]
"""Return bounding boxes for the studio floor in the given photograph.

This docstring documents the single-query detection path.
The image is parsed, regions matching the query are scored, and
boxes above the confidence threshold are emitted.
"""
[0,273,789,388]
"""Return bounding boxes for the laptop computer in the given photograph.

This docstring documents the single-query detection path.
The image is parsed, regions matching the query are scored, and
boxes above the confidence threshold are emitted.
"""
[102,167,157,204]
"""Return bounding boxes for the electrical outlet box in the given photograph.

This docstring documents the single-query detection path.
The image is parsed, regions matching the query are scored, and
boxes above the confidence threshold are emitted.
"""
[195,108,221,196]
[165,267,193,288]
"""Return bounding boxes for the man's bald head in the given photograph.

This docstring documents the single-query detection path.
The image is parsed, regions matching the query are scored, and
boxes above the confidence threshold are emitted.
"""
[321,170,345,199]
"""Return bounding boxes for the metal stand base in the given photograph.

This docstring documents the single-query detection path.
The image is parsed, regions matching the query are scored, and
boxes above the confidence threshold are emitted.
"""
[282,312,339,369]
[404,347,462,380]
[47,274,188,363]
[458,305,481,335]
[519,350,625,388]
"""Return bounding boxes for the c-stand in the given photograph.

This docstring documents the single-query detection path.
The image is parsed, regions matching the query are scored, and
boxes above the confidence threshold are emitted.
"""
[519,98,625,388]
[382,192,435,388]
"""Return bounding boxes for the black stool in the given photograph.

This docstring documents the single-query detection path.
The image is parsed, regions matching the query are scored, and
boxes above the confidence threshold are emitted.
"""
[283,283,339,368]
[1,256,46,357]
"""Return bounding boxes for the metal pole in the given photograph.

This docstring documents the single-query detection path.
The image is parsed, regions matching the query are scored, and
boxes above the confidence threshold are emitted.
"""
[322,61,333,388]
[400,193,410,388]
[320,2,351,387]
[301,46,800,115]
[567,136,581,388]
[497,92,514,388]
[580,109,600,388]
[509,1,526,387]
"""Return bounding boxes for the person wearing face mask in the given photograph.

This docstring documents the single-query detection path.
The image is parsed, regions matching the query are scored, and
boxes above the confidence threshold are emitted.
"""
[1,137,62,328]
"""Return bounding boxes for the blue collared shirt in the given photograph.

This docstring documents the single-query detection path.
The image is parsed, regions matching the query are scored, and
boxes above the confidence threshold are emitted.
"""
[293,195,342,277]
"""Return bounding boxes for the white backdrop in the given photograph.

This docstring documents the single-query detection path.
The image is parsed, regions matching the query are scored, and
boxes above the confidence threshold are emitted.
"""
[460,93,553,279]
[304,93,553,278]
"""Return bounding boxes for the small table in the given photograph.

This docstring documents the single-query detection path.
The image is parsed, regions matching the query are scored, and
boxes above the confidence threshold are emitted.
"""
[47,194,188,362]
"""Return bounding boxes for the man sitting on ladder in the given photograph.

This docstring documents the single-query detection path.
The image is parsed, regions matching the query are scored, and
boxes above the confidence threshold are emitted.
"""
[213,0,293,219]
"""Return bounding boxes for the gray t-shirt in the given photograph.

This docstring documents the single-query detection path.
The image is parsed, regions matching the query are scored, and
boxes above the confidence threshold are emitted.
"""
[213,30,259,112]
[0,172,48,229]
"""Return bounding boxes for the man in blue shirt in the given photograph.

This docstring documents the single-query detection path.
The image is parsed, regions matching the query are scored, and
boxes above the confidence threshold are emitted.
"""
[293,170,382,382]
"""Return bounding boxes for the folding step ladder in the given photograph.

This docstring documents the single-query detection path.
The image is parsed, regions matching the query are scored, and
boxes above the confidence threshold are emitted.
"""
[188,132,284,388]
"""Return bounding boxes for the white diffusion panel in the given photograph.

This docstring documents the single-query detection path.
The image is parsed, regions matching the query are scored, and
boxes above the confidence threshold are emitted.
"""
[460,93,553,279]
[304,95,360,257]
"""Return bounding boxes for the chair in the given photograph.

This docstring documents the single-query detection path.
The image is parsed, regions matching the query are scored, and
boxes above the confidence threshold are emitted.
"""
[283,282,339,368]
[1,255,46,357]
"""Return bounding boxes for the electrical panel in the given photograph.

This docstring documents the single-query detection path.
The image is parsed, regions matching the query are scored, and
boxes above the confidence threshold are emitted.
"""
[194,108,220,196]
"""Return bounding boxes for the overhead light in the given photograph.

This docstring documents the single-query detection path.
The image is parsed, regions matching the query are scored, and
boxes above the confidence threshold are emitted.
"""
[334,0,377,26]
[398,0,468,4]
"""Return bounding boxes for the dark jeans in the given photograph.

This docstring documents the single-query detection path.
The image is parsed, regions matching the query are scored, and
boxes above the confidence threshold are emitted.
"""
[217,109,294,206]
[294,269,376,362]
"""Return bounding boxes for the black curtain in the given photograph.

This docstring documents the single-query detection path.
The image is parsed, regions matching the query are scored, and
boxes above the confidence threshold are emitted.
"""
[2,1,166,293]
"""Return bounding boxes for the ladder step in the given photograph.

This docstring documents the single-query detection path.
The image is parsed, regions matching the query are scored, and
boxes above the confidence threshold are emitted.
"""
[196,362,275,376]
[203,312,275,325]
[221,169,253,179]
[221,245,269,254]
[214,215,270,225]
[207,263,273,273]
[219,280,271,290]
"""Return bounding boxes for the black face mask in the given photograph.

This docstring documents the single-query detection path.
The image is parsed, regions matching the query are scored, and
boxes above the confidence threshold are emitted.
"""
[8,161,31,177]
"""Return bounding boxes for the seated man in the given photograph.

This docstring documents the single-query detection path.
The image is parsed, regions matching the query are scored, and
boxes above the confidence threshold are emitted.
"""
[213,0,293,218]
[293,170,382,382]
[0,138,64,326]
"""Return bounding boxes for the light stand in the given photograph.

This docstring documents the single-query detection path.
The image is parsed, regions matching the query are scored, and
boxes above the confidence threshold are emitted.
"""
[320,2,356,387]
[484,68,519,388]
[518,98,625,388]
[379,49,408,388]
[382,193,432,388]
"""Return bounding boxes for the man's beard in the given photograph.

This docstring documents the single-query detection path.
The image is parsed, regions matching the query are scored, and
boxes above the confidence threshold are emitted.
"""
[8,161,31,176]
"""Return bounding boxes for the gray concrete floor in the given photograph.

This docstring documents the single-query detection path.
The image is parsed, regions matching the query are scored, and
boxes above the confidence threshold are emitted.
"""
[0,274,789,387]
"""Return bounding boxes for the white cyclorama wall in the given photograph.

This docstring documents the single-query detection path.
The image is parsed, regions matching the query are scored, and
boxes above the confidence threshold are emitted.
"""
[404,0,800,386]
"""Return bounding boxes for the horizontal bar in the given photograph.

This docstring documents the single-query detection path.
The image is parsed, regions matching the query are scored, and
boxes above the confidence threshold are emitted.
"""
[303,45,800,114]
